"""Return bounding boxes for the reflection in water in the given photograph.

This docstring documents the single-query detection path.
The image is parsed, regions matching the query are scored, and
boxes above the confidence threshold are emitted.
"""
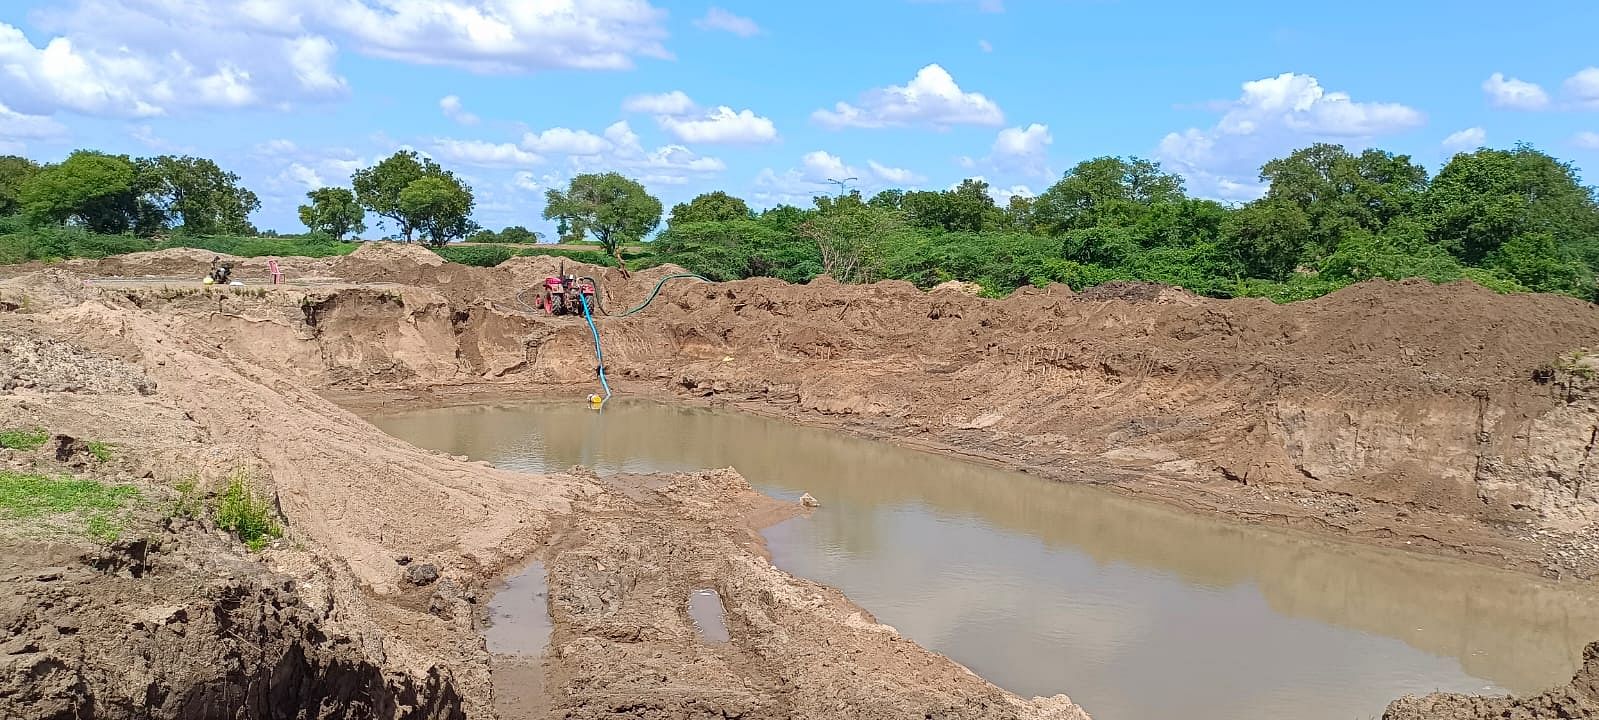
[370,400,1599,720]
[688,589,731,644]
[486,560,551,656]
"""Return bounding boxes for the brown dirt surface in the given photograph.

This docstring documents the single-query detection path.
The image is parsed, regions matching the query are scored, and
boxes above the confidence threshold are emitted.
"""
[64,248,342,281]
[1384,641,1599,719]
[10,249,1599,718]
[0,258,1094,718]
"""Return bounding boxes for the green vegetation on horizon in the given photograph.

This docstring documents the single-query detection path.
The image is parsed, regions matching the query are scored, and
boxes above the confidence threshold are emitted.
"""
[3,141,1598,303]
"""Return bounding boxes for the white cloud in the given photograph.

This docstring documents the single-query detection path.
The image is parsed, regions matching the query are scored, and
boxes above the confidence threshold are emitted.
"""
[255,138,300,155]
[0,0,669,118]
[812,64,1004,129]
[430,138,542,167]
[558,120,727,183]
[754,150,922,204]
[991,123,1052,175]
[1483,72,1550,111]
[1441,127,1485,151]
[978,39,993,53]
[956,123,1052,179]
[657,106,778,144]
[0,6,347,117]
[287,35,346,93]
[279,163,327,191]
[521,127,611,155]
[127,123,194,153]
[1564,67,1599,109]
[317,0,670,73]
[623,91,777,144]
[0,102,67,142]
[512,170,559,192]
[867,160,926,185]
[1575,131,1599,151]
[622,90,697,115]
[694,7,760,37]
[440,95,479,125]
[989,183,1033,206]
[1156,72,1425,199]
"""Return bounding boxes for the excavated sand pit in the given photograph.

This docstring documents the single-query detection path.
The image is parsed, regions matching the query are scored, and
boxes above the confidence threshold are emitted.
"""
[3,243,1599,719]
[370,398,1599,720]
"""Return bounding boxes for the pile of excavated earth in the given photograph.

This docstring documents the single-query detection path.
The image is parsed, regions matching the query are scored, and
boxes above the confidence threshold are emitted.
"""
[2,242,1598,719]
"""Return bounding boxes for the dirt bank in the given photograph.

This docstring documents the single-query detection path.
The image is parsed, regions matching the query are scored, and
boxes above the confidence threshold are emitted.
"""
[0,249,1093,718]
[183,243,1599,580]
[1385,641,1599,719]
[10,243,1599,718]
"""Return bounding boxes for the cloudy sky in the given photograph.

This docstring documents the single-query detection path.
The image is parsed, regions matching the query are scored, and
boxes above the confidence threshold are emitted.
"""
[2,0,1598,236]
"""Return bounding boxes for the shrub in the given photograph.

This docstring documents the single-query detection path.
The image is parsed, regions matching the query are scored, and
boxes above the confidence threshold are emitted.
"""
[215,470,282,551]
[433,244,514,267]
[170,477,202,520]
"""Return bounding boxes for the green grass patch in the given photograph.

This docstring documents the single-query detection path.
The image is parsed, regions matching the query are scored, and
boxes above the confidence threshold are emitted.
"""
[0,470,140,541]
[0,428,49,451]
[86,441,114,463]
[215,470,281,551]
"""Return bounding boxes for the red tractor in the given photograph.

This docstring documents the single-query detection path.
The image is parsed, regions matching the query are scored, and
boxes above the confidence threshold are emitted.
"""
[538,266,605,317]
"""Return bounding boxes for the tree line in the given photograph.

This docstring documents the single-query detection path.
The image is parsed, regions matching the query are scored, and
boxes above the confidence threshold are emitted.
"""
[3,142,1598,302]
[652,143,1599,301]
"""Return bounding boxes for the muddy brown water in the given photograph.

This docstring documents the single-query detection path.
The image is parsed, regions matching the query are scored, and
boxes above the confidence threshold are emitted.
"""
[369,399,1599,720]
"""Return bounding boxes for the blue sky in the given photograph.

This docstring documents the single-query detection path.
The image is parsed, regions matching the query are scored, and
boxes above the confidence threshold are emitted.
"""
[2,0,1598,237]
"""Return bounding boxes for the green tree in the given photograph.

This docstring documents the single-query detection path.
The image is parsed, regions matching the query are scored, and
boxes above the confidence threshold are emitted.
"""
[868,189,905,210]
[1221,200,1311,280]
[136,155,260,235]
[298,187,367,240]
[657,219,822,282]
[20,151,140,234]
[902,179,1003,233]
[668,191,750,227]
[398,176,476,247]
[1258,143,1428,259]
[351,150,446,241]
[1032,156,1186,234]
[542,172,662,269]
[1485,232,1593,297]
[1134,198,1230,249]
[0,155,41,216]
[1422,144,1599,269]
[758,204,813,232]
[499,225,540,243]
[797,201,904,283]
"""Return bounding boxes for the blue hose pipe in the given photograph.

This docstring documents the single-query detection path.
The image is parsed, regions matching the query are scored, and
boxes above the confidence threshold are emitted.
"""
[579,293,611,405]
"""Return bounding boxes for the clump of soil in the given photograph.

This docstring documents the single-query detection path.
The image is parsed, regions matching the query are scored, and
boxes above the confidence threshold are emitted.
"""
[0,330,156,395]
[1384,641,1599,719]
[0,533,465,720]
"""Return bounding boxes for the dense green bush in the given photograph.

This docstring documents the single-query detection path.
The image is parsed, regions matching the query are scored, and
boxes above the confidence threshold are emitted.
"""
[215,470,281,552]
[433,244,514,267]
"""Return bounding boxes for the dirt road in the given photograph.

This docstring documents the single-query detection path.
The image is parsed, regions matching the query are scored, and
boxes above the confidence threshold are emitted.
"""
[4,243,1598,718]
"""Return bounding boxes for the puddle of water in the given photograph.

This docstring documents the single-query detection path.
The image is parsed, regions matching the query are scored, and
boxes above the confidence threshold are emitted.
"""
[369,399,1599,720]
[688,588,731,643]
[483,561,550,720]
[485,561,551,656]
